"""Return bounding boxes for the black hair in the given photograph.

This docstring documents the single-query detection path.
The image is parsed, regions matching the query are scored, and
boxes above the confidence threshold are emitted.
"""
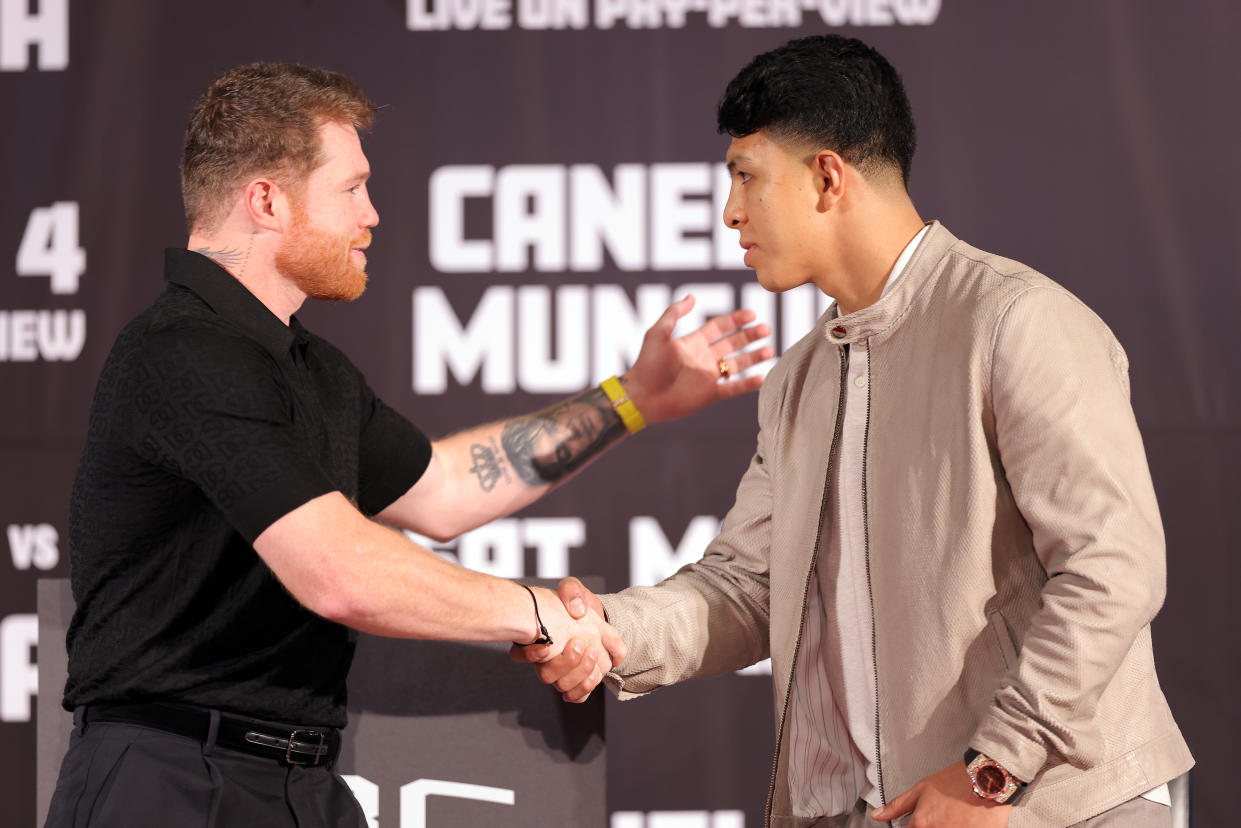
[717,35,916,185]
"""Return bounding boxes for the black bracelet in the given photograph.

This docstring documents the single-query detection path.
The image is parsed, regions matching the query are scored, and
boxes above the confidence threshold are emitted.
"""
[520,583,553,646]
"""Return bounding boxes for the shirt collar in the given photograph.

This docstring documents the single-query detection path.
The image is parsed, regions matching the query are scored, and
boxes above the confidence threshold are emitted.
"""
[823,221,953,346]
[880,222,930,301]
[831,223,929,322]
[163,248,301,360]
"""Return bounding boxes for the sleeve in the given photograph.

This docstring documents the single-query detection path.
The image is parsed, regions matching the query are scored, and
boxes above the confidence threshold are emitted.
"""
[970,285,1167,781]
[355,382,432,516]
[600,375,777,699]
[126,327,336,543]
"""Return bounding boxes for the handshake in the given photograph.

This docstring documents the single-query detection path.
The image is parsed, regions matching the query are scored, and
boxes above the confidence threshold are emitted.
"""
[511,578,620,703]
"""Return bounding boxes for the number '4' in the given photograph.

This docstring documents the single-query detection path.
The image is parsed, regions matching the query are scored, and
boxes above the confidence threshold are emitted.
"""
[16,202,86,295]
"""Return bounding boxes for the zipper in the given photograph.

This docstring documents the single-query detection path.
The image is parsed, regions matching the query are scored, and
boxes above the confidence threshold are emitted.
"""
[860,339,890,825]
[764,346,850,827]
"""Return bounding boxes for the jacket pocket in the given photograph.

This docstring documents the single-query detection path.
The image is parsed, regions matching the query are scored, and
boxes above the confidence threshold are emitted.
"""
[987,610,1019,670]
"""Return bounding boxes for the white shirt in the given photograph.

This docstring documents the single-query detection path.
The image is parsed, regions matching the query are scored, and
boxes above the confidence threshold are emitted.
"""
[788,225,927,816]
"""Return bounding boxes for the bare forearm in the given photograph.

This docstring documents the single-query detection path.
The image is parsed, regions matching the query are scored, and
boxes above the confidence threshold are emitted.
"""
[337,522,535,641]
[256,493,538,642]
[438,384,629,526]
[379,382,632,540]
[496,383,628,488]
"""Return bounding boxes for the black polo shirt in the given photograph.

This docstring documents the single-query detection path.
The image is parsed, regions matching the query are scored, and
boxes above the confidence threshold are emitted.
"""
[64,249,431,727]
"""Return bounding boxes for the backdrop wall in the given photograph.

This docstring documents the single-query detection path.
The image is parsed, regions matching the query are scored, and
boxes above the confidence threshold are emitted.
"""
[2,2,1236,826]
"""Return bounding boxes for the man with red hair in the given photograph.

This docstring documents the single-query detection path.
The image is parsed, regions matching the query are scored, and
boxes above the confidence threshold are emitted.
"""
[46,62,772,828]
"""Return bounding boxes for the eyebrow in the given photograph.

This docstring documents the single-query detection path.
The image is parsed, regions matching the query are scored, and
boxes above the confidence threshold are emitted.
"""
[726,155,750,173]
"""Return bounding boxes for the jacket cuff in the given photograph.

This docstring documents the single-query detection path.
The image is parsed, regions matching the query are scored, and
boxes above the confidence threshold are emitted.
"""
[597,592,673,699]
[970,720,1049,783]
[598,593,641,699]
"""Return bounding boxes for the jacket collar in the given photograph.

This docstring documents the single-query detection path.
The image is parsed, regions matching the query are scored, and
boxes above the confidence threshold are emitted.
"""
[820,220,958,347]
[163,248,307,360]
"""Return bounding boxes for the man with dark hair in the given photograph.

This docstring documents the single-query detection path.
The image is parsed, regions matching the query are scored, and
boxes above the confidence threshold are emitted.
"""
[44,62,773,828]
[518,35,1192,828]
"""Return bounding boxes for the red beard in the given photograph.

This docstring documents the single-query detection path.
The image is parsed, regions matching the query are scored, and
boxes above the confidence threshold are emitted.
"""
[275,208,370,302]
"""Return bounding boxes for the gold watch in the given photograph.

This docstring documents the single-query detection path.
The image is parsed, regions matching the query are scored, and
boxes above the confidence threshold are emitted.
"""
[964,749,1026,804]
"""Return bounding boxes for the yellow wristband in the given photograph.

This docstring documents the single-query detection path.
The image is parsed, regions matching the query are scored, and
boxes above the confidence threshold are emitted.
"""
[600,375,646,434]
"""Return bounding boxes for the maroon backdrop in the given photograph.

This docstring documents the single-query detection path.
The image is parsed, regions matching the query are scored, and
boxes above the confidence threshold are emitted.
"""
[3,1,1237,825]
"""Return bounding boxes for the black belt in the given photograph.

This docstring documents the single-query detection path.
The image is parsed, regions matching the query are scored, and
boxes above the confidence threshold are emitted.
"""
[82,702,341,766]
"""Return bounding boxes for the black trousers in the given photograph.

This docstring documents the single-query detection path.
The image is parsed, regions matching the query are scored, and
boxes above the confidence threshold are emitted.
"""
[45,715,366,828]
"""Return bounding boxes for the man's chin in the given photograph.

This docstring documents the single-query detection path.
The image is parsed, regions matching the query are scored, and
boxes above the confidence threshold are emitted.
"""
[754,269,784,293]
[754,267,811,294]
[308,272,368,302]
[341,271,368,301]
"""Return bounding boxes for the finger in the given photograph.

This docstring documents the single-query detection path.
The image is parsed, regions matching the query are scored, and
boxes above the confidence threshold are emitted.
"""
[562,687,594,703]
[870,787,916,821]
[508,643,547,664]
[723,345,776,375]
[552,643,601,693]
[692,308,760,343]
[562,667,605,703]
[649,294,696,338]
[534,639,587,683]
[713,374,765,398]
[598,619,628,667]
[711,323,772,357]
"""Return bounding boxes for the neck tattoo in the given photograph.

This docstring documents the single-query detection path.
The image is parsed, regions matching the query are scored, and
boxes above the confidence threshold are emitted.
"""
[195,234,253,278]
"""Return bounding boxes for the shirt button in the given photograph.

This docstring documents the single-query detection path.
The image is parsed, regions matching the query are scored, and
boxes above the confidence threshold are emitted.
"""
[854,376,866,388]
[831,326,847,338]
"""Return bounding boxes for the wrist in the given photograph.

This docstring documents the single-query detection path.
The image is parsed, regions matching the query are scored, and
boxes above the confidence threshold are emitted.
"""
[964,749,1026,805]
[601,375,646,433]
[517,583,553,647]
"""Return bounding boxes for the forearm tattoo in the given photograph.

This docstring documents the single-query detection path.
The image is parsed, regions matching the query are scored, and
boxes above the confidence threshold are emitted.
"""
[499,385,626,486]
[467,436,512,492]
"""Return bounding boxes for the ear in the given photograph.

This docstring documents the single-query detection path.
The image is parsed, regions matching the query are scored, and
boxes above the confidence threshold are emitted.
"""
[241,178,285,232]
[813,151,847,210]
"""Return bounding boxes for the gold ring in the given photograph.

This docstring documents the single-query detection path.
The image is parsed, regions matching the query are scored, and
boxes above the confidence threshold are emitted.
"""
[718,359,730,379]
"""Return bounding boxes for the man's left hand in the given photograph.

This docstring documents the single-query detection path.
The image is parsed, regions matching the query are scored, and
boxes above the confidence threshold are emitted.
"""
[870,761,1011,827]
[623,295,774,424]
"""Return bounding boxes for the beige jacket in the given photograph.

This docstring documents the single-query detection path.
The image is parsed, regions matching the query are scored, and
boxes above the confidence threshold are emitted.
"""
[601,222,1192,828]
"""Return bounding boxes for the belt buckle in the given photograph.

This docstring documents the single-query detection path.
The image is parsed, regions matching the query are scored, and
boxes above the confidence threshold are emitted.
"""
[285,729,326,766]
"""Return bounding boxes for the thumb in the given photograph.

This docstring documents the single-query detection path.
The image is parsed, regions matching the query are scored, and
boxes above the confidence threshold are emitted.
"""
[508,642,550,663]
[558,576,604,619]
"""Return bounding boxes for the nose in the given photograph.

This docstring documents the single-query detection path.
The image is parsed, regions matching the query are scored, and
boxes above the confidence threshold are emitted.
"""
[722,184,744,229]
[361,188,379,228]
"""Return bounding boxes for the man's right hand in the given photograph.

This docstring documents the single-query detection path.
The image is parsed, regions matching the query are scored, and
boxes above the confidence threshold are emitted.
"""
[511,577,618,702]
